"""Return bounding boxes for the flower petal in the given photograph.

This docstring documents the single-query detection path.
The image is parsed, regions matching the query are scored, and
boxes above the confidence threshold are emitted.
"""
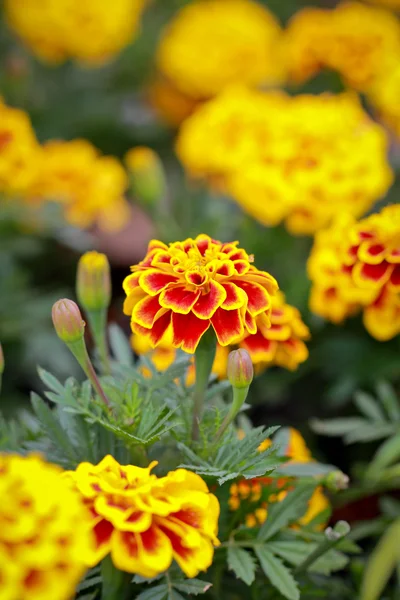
[159,286,200,314]
[244,311,257,334]
[233,281,271,316]
[123,287,147,316]
[352,261,393,289]
[139,270,179,296]
[89,519,114,565]
[111,527,172,578]
[221,282,247,310]
[240,332,277,363]
[172,312,211,353]
[148,312,172,346]
[192,280,227,319]
[388,265,400,290]
[132,295,165,329]
[211,308,244,346]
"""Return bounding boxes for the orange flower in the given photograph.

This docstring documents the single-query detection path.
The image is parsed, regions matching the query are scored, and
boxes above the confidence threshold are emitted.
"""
[65,455,220,578]
[123,234,278,353]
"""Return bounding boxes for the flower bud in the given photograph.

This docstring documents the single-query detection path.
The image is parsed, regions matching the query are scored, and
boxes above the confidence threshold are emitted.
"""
[324,470,350,492]
[76,251,111,311]
[0,343,4,374]
[52,299,85,343]
[125,146,166,208]
[227,349,253,389]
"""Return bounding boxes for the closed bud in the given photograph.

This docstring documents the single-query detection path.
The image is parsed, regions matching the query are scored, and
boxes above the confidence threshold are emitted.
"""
[0,343,4,374]
[76,251,111,311]
[227,349,253,389]
[52,299,85,343]
[125,146,166,208]
[325,470,350,492]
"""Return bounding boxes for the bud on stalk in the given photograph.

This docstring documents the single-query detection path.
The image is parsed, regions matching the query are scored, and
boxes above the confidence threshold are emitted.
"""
[125,146,166,209]
[52,299,85,343]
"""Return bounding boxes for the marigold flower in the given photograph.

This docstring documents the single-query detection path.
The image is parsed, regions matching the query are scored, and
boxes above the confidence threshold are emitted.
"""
[0,98,41,197]
[308,205,400,340]
[123,234,278,353]
[284,2,400,90]
[5,0,147,65]
[65,455,220,578]
[177,88,393,235]
[367,63,400,137]
[77,251,111,312]
[29,139,130,231]
[0,453,94,600]
[156,0,285,102]
[229,428,329,529]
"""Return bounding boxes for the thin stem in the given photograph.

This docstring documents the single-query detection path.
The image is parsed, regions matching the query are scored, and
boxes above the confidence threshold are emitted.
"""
[101,555,129,600]
[87,309,111,375]
[214,386,249,445]
[192,330,217,441]
[294,522,350,575]
[67,338,110,407]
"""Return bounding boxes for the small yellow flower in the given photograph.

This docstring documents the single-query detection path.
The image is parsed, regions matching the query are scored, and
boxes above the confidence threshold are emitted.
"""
[125,146,166,207]
[5,0,148,65]
[0,453,94,600]
[77,251,111,312]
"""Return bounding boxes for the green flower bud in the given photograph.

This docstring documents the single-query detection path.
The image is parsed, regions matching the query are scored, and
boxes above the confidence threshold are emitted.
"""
[227,349,253,389]
[52,299,85,343]
[76,251,111,312]
[325,470,350,492]
[125,146,166,208]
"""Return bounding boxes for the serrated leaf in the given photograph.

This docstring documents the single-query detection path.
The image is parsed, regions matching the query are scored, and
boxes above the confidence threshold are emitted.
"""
[255,547,299,600]
[276,461,335,478]
[135,584,168,600]
[376,381,400,422]
[258,486,315,541]
[37,367,66,395]
[267,541,348,575]
[367,434,400,476]
[311,417,369,437]
[354,391,385,422]
[227,546,256,586]
[173,579,212,595]
[344,423,396,444]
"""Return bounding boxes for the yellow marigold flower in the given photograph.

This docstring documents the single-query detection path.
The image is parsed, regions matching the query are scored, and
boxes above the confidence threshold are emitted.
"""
[123,234,278,354]
[284,2,400,90]
[364,0,400,6]
[5,0,147,65]
[0,98,41,197]
[65,455,220,578]
[29,139,130,231]
[148,77,200,127]
[298,487,330,528]
[177,88,393,235]
[308,205,400,340]
[0,453,94,600]
[368,63,400,137]
[156,0,285,101]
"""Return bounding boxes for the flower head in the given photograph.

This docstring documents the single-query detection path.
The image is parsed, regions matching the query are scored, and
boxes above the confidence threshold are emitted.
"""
[77,251,111,312]
[284,2,400,90]
[156,0,285,101]
[0,453,94,600]
[123,234,278,353]
[308,204,400,340]
[5,0,147,65]
[65,455,220,578]
[52,299,85,343]
[177,88,393,235]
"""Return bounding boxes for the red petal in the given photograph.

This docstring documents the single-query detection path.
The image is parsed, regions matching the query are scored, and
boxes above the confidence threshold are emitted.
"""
[241,333,277,362]
[355,261,392,286]
[132,295,164,328]
[159,286,200,314]
[389,265,400,289]
[195,234,211,255]
[233,260,249,275]
[93,519,114,550]
[140,270,178,295]
[216,262,234,277]
[192,280,227,319]
[172,312,211,353]
[211,308,244,345]
[233,281,270,316]
[148,312,172,346]
[185,271,207,286]
[221,282,246,310]
[244,311,257,334]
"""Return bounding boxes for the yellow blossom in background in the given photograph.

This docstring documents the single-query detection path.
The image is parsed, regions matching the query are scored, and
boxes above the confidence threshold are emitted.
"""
[308,204,400,341]
[284,2,400,91]
[368,64,400,137]
[0,98,41,197]
[65,455,220,578]
[29,139,130,231]
[229,428,330,529]
[177,87,393,235]
[148,77,200,127]
[156,0,285,101]
[363,0,400,8]
[5,0,148,65]
[0,453,94,600]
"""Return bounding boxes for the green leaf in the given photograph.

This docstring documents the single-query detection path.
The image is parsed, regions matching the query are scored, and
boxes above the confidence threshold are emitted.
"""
[227,546,256,586]
[37,367,66,395]
[276,461,335,478]
[267,541,348,575]
[376,381,400,422]
[173,579,212,595]
[255,547,299,600]
[367,434,400,476]
[311,417,369,437]
[354,391,385,422]
[360,518,400,600]
[135,584,168,600]
[108,324,134,366]
[258,486,315,541]
[344,423,396,444]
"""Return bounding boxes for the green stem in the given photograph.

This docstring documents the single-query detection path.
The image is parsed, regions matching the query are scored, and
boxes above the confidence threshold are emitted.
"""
[294,521,350,575]
[192,329,217,441]
[101,555,129,600]
[213,386,249,445]
[87,309,111,375]
[67,338,110,407]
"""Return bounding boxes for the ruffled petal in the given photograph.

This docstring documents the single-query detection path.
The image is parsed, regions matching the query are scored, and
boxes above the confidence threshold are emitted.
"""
[132,295,165,329]
[139,270,179,296]
[172,312,211,353]
[211,308,244,346]
[159,286,201,314]
[192,280,227,319]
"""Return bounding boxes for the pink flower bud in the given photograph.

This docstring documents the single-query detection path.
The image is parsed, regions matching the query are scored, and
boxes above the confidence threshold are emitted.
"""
[52,299,85,343]
[76,251,111,311]
[227,349,253,389]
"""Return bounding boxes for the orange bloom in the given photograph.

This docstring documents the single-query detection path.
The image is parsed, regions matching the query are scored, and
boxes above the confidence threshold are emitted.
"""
[65,455,220,578]
[123,234,278,353]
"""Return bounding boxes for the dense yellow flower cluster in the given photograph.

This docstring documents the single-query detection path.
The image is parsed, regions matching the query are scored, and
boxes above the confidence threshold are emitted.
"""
[177,87,393,235]
[308,204,400,341]
[65,455,220,578]
[229,428,330,528]
[5,0,147,65]
[368,65,400,137]
[284,2,400,91]
[0,99,130,230]
[363,0,400,8]
[0,453,94,600]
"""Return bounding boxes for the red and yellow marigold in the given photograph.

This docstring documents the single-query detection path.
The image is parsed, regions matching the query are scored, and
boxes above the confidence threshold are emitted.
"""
[0,453,94,600]
[64,455,220,578]
[308,204,400,340]
[123,234,278,353]
[229,428,330,529]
